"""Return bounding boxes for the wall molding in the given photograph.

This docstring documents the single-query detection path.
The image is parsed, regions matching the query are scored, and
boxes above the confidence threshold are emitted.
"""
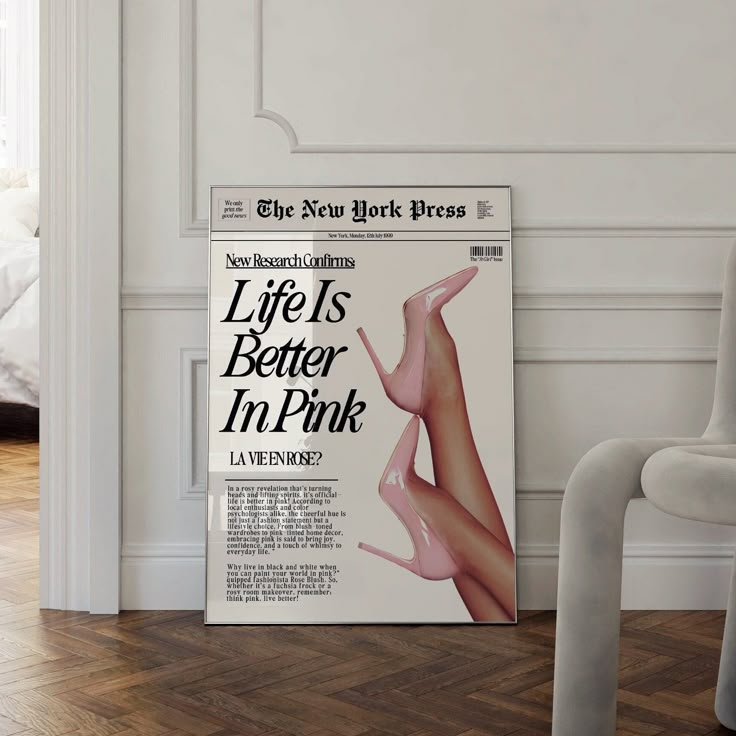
[177,0,736,236]
[516,483,565,501]
[513,288,721,311]
[123,543,205,560]
[123,289,720,364]
[121,541,735,562]
[514,346,717,364]
[120,541,735,610]
[122,285,723,313]
[123,286,208,311]
[41,0,122,613]
[511,223,736,238]
[252,0,736,156]
[179,0,198,237]
[519,543,735,561]
[179,348,208,501]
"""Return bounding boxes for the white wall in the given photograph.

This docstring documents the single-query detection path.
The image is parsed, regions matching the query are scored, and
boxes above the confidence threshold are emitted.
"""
[121,0,736,610]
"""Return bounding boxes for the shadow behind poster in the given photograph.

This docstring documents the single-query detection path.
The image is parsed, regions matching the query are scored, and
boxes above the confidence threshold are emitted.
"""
[206,186,515,623]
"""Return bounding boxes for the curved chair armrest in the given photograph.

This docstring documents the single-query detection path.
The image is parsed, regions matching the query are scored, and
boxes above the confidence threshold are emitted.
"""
[642,444,736,525]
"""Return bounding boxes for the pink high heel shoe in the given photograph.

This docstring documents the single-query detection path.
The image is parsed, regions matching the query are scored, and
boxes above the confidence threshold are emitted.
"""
[357,267,478,414]
[358,416,459,580]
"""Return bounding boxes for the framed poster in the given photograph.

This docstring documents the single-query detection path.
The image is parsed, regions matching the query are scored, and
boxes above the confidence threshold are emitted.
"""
[206,186,516,624]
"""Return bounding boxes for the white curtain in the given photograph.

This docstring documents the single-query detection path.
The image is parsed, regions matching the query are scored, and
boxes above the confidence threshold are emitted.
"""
[5,0,39,168]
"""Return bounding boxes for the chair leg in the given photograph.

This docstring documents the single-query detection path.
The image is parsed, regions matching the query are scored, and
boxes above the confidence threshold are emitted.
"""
[716,554,736,729]
[552,439,667,736]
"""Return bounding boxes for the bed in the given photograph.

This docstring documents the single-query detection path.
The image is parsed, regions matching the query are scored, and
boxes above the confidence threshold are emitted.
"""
[0,168,39,407]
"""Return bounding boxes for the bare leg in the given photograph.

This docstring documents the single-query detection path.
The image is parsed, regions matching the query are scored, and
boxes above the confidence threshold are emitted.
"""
[419,310,514,618]
[405,470,516,619]
[454,573,513,622]
[422,311,512,550]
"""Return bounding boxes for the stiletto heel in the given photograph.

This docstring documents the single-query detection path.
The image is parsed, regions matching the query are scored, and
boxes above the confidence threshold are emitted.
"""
[358,416,459,581]
[357,266,478,414]
[357,542,418,575]
[357,327,389,388]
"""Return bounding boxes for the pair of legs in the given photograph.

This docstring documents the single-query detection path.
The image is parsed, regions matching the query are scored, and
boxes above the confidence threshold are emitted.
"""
[406,310,516,621]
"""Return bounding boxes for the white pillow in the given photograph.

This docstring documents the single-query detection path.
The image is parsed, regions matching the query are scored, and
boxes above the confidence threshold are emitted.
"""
[0,188,39,240]
[26,169,39,192]
[0,168,32,191]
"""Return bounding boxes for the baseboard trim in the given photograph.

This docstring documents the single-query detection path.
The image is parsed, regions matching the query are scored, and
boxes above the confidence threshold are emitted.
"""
[121,556,206,610]
[520,543,735,560]
[121,543,735,611]
[519,556,733,610]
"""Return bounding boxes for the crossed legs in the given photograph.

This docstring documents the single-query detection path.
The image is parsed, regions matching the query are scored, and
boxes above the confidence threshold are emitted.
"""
[407,311,516,620]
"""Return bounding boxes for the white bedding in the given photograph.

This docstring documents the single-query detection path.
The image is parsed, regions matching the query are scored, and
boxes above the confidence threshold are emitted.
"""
[0,239,39,406]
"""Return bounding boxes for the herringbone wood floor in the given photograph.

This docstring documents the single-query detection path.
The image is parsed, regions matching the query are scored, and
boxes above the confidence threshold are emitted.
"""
[0,434,733,735]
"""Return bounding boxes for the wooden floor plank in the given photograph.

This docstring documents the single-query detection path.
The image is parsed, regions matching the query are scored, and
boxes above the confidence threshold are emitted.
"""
[0,436,731,735]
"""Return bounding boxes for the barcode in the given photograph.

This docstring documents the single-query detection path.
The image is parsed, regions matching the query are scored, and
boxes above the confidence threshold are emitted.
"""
[470,245,503,258]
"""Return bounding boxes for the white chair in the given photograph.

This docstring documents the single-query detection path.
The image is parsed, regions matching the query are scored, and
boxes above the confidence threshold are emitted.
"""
[553,243,736,734]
